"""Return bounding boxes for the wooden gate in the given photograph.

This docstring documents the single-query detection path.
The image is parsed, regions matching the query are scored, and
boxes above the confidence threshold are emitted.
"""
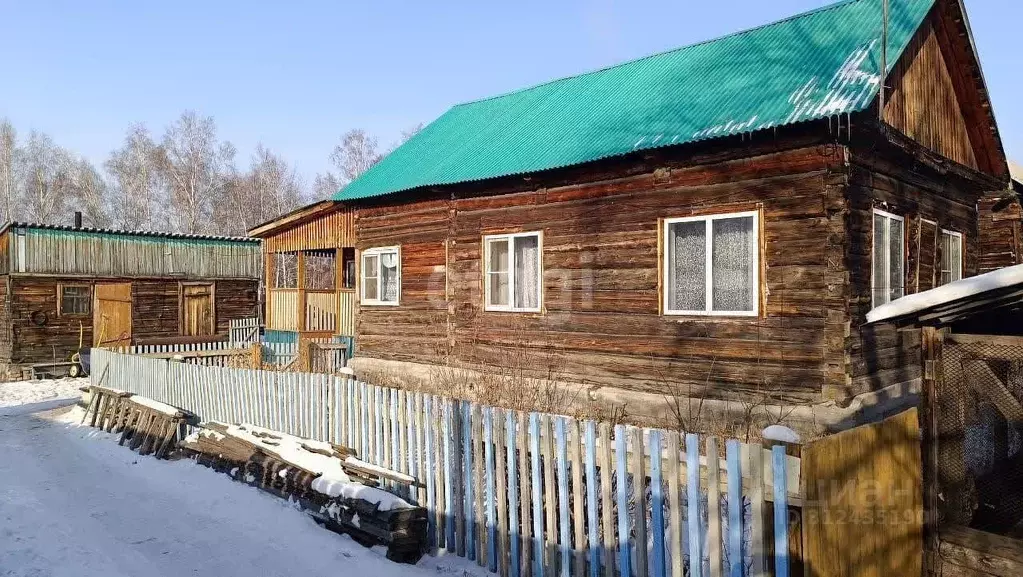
[802,409,923,577]
[182,283,215,337]
[94,283,132,347]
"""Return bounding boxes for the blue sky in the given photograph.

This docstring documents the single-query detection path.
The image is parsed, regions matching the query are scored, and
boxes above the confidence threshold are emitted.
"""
[1,0,1019,183]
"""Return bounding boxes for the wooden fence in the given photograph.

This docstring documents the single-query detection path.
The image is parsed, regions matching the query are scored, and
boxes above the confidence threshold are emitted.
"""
[229,318,260,345]
[91,347,800,577]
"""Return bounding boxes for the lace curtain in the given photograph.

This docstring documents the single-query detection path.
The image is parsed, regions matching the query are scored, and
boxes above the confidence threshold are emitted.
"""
[513,236,540,309]
[380,251,399,302]
[668,221,706,311]
[711,216,755,312]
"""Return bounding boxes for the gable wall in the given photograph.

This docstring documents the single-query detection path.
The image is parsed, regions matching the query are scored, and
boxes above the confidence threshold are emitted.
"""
[884,19,978,170]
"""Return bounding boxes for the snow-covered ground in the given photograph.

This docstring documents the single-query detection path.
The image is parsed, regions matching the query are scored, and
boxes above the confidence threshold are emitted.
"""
[0,404,486,577]
[0,377,86,416]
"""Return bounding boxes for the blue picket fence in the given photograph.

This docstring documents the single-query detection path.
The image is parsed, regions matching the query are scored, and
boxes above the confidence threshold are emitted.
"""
[90,348,799,577]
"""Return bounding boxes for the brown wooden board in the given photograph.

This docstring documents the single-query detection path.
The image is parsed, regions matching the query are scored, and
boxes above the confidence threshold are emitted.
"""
[802,409,923,577]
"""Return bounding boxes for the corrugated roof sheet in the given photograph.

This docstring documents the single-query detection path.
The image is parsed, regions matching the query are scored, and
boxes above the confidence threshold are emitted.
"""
[335,0,935,202]
[0,221,260,244]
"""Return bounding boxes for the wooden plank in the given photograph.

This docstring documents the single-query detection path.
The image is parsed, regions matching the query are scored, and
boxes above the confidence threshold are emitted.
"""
[520,412,533,577]
[963,359,1023,423]
[445,399,458,553]
[938,524,1023,577]
[727,441,743,577]
[772,446,789,577]
[667,433,684,577]
[508,411,522,577]
[585,422,600,577]
[631,428,647,576]
[571,420,586,577]
[556,418,571,577]
[495,409,510,577]
[531,413,545,577]
[749,441,766,577]
[599,423,614,577]
[425,396,438,550]
[802,409,922,577]
[476,406,486,568]
[544,415,557,574]
[650,430,666,577]
[615,425,632,577]
[706,438,723,577]
[486,408,498,573]
[465,402,477,562]
[686,434,703,577]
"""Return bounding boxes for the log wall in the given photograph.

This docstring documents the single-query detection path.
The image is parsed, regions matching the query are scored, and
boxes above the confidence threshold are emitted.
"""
[357,145,848,404]
[842,144,985,400]
[0,276,258,368]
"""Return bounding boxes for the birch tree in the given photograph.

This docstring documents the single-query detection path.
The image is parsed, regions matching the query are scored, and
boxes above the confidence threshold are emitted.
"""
[216,144,304,234]
[105,123,163,230]
[18,131,66,223]
[0,119,16,222]
[156,111,234,234]
[329,129,382,185]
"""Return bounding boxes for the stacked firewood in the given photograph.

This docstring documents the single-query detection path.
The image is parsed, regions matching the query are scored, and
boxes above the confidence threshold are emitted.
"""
[180,422,428,563]
[80,386,189,459]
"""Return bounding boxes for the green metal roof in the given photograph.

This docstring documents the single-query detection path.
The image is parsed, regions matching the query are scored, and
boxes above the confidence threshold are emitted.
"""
[335,0,935,202]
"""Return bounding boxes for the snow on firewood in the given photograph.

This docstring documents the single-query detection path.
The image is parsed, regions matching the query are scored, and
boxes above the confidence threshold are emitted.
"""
[187,422,412,511]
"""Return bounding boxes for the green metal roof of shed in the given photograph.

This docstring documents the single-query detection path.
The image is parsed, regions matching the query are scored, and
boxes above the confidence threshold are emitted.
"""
[335,0,935,202]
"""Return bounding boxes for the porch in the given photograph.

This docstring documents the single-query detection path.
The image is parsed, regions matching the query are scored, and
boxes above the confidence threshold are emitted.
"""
[248,201,358,339]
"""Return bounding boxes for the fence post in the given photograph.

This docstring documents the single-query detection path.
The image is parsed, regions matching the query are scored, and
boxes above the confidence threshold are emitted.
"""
[249,343,262,369]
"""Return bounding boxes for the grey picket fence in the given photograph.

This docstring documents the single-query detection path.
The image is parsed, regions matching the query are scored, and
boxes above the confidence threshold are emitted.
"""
[90,348,798,577]
[229,317,261,345]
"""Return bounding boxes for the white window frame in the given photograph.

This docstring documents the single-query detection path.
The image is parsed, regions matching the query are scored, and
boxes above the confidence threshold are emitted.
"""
[483,231,543,313]
[662,210,760,317]
[871,208,906,309]
[939,228,963,285]
[360,246,400,306]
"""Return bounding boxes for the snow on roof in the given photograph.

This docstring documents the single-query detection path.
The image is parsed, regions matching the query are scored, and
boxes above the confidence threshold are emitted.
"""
[866,263,1023,325]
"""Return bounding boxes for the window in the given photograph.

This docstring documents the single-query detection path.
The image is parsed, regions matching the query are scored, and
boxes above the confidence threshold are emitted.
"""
[361,246,400,305]
[939,229,963,286]
[663,211,759,316]
[872,209,905,307]
[341,248,357,290]
[59,284,91,316]
[484,232,542,312]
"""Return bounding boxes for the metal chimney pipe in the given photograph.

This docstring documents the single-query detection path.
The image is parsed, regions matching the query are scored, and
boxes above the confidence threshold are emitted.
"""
[73,211,82,229]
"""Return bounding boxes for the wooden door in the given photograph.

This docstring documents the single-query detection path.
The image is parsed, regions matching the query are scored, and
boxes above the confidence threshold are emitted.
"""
[182,283,215,336]
[93,283,132,347]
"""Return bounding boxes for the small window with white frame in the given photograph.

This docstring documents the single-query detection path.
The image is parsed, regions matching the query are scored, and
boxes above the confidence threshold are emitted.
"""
[939,229,963,286]
[872,209,905,308]
[361,246,400,305]
[663,211,759,316]
[484,231,542,312]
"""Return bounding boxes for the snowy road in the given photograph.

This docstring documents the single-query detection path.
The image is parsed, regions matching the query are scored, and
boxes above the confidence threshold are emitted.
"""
[0,408,477,577]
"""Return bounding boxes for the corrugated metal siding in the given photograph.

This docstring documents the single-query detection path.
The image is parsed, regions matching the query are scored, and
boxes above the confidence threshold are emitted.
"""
[11,228,261,279]
[335,0,935,202]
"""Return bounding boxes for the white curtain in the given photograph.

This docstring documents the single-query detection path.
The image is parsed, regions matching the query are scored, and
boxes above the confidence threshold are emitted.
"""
[712,216,755,312]
[513,236,539,309]
[380,251,398,302]
[668,221,706,311]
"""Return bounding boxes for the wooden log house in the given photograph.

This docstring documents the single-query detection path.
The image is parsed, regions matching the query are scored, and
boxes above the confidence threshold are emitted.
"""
[251,0,1018,412]
[0,219,261,377]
